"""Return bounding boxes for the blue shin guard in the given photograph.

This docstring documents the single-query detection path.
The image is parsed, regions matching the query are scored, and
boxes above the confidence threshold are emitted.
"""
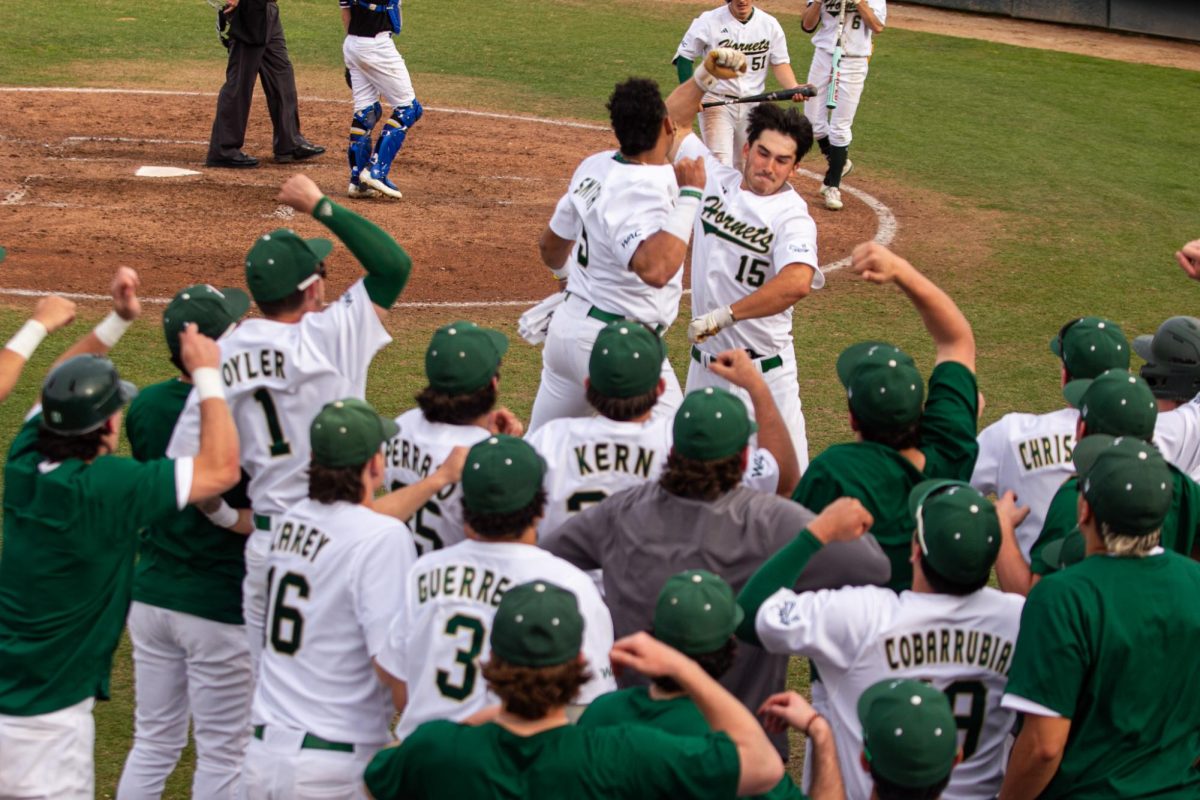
[347,102,382,184]
[368,100,423,183]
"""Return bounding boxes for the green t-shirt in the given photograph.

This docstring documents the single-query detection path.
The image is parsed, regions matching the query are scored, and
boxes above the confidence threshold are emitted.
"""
[364,719,741,800]
[1005,552,1200,798]
[127,379,247,625]
[1030,466,1200,575]
[0,414,180,715]
[793,361,979,590]
[579,687,809,800]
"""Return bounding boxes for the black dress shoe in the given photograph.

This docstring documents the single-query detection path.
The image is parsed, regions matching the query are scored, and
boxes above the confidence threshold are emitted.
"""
[205,152,259,169]
[275,142,326,164]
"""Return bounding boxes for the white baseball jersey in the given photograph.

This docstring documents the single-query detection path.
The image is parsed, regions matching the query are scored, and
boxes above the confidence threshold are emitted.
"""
[1154,396,1200,482]
[548,152,683,329]
[252,498,418,746]
[810,0,887,57]
[378,540,617,740]
[673,4,790,97]
[677,134,822,358]
[167,279,391,517]
[384,409,491,555]
[969,407,1077,560]
[758,586,1024,800]
[528,412,781,545]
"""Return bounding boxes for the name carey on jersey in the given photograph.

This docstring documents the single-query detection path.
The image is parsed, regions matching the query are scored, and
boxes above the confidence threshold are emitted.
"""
[884,627,1015,676]
[270,520,331,563]
[701,196,773,255]
[221,349,287,386]
[416,563,511,608]
[575,442,657,478]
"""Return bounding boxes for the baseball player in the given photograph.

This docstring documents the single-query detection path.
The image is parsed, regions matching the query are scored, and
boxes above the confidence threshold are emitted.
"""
[970,316,1130,563]
[0,309,241,798]
[662,65,821,467]
[800,0,887,211]
[854,679,962,800]
[365,586,785,799]
[167,173,411,669]
[1137,316,1200,483]
[740,482,1024,800]
[384,320,523,554]
[579,571,835,800]
[242,399,417,799]
[0,244,77,402]
[672,0,802,169]
[999,436,1200,799]
[528,325,802,548]
[341,0,422,199]
[116,285,254,800]
[793,242,978,591]
[375,435,616,741]
[527,70,725,432]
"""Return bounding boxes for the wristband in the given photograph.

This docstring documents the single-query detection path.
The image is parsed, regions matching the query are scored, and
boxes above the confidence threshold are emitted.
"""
[4,320,48,360]
[192,367,225,402]
[93,311,133,348]
[693,62,718,92]
[203,500,240,529]
[661,189,703,244]
[550,265,570,281]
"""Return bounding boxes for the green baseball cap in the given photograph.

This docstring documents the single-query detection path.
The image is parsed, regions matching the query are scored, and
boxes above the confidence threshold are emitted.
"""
[1072,434,1172,535]
[309,398,399,468]
[1040,528,1086,573]
[673,387,756,460]
[588,321,666,399]
[490,581,584,667]
[41,355,138,435]
[653,570,744,655]
[837,342,925,429]
[1051,317,1129,379]
[462,435,546,515]
[162,284,250,360]
[425,321,509,394]
[909,480,1001,584]
[244,229,333,303]
[1063,369,1157,439]
[858,679,958,789]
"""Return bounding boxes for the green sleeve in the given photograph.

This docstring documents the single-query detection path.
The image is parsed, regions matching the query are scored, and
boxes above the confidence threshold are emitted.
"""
[1030,479,1078,575]
[736,529,824,645]
[919,361,980,481]
[313,196,411,308]
[674,56,695,84]
[791,459,841,513]
[1004,577,1088,718]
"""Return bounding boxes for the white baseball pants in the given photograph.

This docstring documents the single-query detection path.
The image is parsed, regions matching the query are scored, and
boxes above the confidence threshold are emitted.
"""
[243,528,272,675]
[343,32,415,110]
[116,602,253,800]
[0,697,95,800]
[699,94,754,170]
[804,49,870,147]
[527,292,682,433]
[242,728,382,800]
[686,345,810,473]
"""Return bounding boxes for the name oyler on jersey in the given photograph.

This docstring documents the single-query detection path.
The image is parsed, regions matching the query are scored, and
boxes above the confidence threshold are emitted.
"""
[883,627,1015,677]
[416,561,511,609]
[574,441,658,479]
[221,347,288,386]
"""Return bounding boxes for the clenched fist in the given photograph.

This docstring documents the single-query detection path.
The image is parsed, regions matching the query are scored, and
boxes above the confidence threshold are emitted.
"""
[688,305,735,344]
[704,47,748,79]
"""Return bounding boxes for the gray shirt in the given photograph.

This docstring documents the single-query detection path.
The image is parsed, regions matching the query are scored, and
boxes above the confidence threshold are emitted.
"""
[545,481,891,756]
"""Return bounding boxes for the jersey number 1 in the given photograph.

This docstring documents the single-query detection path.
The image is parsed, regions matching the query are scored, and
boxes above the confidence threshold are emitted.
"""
[252,388,292,457]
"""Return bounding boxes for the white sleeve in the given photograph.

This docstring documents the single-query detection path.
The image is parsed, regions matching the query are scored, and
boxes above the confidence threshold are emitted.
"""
[673,17,707,61]
[374,583,412,681]
[1154,403,1200,481]
[607,178,676,270]
[174,457,195,511]
[571,573,617,702]
[755,585,892,671]
[768,19,790,65]
[353,523,419,658]
[674,132,711,163]
[771,210,821,289]
[166,391,202,459]
[970,418,1006,496]
[548,192,581,241]
[868,0,887,24]
[1000,693,1062,718]
[303,279,393,393]
[741,448,779,495]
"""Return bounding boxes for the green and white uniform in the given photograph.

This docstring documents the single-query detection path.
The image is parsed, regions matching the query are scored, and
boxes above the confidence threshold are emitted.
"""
[1002,551,1200,798]
[364,719,741,799]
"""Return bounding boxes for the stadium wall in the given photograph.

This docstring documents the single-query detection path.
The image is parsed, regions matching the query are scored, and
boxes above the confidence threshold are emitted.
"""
[901,0,1200,42]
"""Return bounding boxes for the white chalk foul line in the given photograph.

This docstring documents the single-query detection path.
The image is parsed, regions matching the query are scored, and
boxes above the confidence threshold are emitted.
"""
[0,287,538,309]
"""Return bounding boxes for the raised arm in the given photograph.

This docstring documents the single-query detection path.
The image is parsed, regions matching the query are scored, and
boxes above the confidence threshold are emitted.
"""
[758,692,845,800]
[849,242,975,371]
[856,1,885,33]
[801,1,822,33]
[627,157,706,289]
[277,174,413,318]
[179,324,242,503]
[993,490,1035,596]
[53,267,142,368]
[374,447,467,520]
[0,295,76,403]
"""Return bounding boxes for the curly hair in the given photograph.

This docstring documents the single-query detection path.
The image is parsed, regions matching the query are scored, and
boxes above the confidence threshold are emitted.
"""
[659,450,744,501]
[35,427,108,463]
[415,379,498,425]
[608,78,667,157]
[482,654,592,720]
[746,103,813,163]
[462,488,547,540]
[308,460,367,505]
[649,636,737,694]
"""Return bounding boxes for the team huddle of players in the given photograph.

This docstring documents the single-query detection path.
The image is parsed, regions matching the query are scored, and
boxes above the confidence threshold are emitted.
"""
[2,2,1200,800]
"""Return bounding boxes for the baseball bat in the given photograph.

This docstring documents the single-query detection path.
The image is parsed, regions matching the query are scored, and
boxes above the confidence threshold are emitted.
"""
[700,86,817,109]
[827,0,849,109]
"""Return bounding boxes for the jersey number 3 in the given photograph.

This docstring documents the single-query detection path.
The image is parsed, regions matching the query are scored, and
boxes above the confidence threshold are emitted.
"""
[436,614,485,701]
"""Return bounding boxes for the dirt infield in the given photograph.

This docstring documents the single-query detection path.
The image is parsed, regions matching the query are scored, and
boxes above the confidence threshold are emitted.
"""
[0,90,881,305]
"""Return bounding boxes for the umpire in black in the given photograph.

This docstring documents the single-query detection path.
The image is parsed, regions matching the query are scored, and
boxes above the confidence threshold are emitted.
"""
[207,0,325,168]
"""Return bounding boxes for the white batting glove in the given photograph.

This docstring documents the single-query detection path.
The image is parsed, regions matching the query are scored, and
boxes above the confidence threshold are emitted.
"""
[694,48,748,92]
[688,306,735,344]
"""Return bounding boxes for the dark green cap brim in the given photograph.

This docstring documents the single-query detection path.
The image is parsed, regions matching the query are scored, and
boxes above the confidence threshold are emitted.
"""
[308,238,333,261]
[908,478,962,518]
[1062,378,1091,408]
[1041,529,1086,572]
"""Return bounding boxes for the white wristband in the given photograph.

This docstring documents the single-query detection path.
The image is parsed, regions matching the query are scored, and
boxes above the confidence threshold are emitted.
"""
[192,367,225,402]
[93,311,132,348]
[203,500,240,529]
[693,62,718,93]
[5,320,48,361]
[661,188,703,244]
[550,264,570,281]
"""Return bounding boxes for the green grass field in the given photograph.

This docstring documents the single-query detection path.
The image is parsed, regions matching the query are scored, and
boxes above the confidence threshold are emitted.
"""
[1,0,1199,795]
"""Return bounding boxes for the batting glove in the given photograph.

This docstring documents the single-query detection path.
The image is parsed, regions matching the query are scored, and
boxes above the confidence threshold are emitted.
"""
[694,48,748,91]
[688,306,735,344]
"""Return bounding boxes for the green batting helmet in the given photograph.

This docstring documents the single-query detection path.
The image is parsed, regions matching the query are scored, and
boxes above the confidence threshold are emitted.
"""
[41,355,138,435]
[1134,316,1200,402]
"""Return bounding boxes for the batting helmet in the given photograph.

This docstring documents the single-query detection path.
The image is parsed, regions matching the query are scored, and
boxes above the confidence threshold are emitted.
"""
[1133,316,1200,369]
[1139,360,1200,403]
[41,355,137,435]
